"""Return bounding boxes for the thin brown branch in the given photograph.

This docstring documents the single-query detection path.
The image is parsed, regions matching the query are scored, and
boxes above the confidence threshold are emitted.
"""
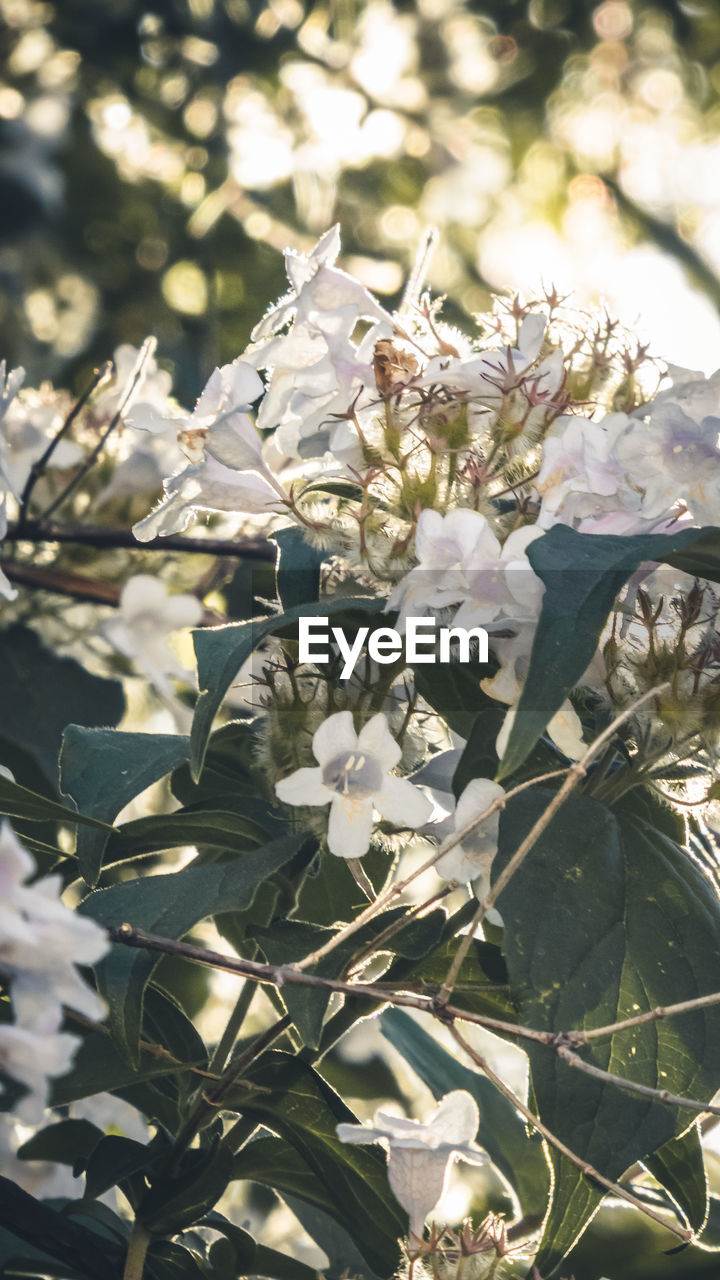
[0,560,122,606]
[41,339,156,523]
[556,1043,720,1119]
[6,519,276,562]
[16,361,113,526]
[448,1023,691,1245]
[107,923,549,1045]
[572,990,720,1043]
[292,767,570,974]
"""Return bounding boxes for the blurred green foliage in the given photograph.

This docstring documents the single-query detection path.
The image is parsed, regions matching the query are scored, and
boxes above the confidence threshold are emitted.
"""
[4,0,720,401]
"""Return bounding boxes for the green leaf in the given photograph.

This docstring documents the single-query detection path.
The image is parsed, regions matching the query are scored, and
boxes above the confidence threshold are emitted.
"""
[0,774,114,832]
[17,1119,103,1167]
[139,1144,235,1235]
[271,526,326,610]
[106,804,271,865]
[494,788,720,1275]
[254,907,444,1048]
[203,1212,322,1280]
[412,660,499,740]
[0,1177,122,1280]
[81,833,310,1062]
[190,598,382,779]
[84,1135,156,1200]
[60,728,191,886]
[237,1051,406,1276]
[0,625,124,785]
[665,526,720,585]
[498,524,713,779]
[645,1124,708,1236]
[402,935,516,1024]
[276,1195,383,1280]
[380,1007,549,1220]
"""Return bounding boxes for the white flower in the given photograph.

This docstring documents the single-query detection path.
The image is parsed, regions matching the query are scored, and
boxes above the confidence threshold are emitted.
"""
[126,356,262,438]
[132,358,284,540]
[95,342,173,425]
[617,401,720,526]
[435,779,506,892]
[275,710,432,858]
[243,226,392,460]
[388,509,502,626]
[536,412,643,533]
[337,1090,487,1240]
[0,1021,78,1123]
[101,575,203,699]
[0,823,109,1032]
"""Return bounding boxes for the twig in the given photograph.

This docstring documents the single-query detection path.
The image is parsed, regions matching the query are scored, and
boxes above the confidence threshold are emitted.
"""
[555,1043,720,1119]
[0,560,121,606]
[40,338,156,522]
[571,990,720,1044]
[448,1023,691,1245]
[171,1013,291,1166]
[6,519,276,562]
[107,923,549,1045]
[292,767,570,973]
[434,900,486,1008]
[346,885,453,977]
[108,924,720,1131]
[16,361,113,527]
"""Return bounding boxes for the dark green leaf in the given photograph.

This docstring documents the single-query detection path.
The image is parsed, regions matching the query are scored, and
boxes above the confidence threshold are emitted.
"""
[190,598,382,779]
[59,728,190,886]
[380,1007,549,1220]
[139,1144,235,1235]
[645,1124,708,1236]
[271,526,326,610]
[412,660,499,741]
[81,833,310,1061]
[494,789,720,1274]
[254,907,444,1048]
[498,524,712,779]
[0,1177,122,1280]
[17,1120,103,1167]
[0,625,124,785]
[84,1135,155,1200]
[203,1212,321,1280]
[237,1052,406,1275]
[0,774,114,832]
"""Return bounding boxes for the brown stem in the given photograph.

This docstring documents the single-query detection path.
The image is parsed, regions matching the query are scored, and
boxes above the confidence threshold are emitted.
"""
[6,519,275,562]
[448,1024,691,1245]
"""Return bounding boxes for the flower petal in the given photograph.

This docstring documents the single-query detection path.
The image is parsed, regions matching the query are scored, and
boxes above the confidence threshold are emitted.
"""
[374,776,432,829]
[312,710,358,766]
[275,767,332,807]
[387,1146,452,1241]
[357,712,401,771]
[327,794,374,859]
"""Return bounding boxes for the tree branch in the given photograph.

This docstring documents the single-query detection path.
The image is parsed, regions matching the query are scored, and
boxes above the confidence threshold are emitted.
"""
[447,1024,692,1246]
[5,519,276,562]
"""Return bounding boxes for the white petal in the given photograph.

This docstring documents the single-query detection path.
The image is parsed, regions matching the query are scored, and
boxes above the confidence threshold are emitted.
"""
[414,508,444,561]
[387,1147,451,1240]
[454,779,505,831]
[548,700,586,760]
[357,713,401,771]
[374,776,432,829]
[275,767,332,807]
[312,711,357,766]
[327,795,374,859]
[428,1090,480,1147]
[205,415,264,470]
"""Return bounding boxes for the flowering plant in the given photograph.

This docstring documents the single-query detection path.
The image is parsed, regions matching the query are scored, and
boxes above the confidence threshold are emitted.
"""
[2,229,720,1279]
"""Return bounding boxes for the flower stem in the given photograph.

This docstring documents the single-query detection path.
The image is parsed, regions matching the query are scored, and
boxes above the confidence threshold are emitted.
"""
[123,1222,150,1280]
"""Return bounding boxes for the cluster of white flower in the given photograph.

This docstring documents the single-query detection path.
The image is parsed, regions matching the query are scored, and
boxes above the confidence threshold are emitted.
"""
[0,822,109,1120]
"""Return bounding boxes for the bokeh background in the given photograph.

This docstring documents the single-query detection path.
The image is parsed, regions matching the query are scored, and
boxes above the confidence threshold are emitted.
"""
[6,3,720,1276]
[5,0,720,403]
